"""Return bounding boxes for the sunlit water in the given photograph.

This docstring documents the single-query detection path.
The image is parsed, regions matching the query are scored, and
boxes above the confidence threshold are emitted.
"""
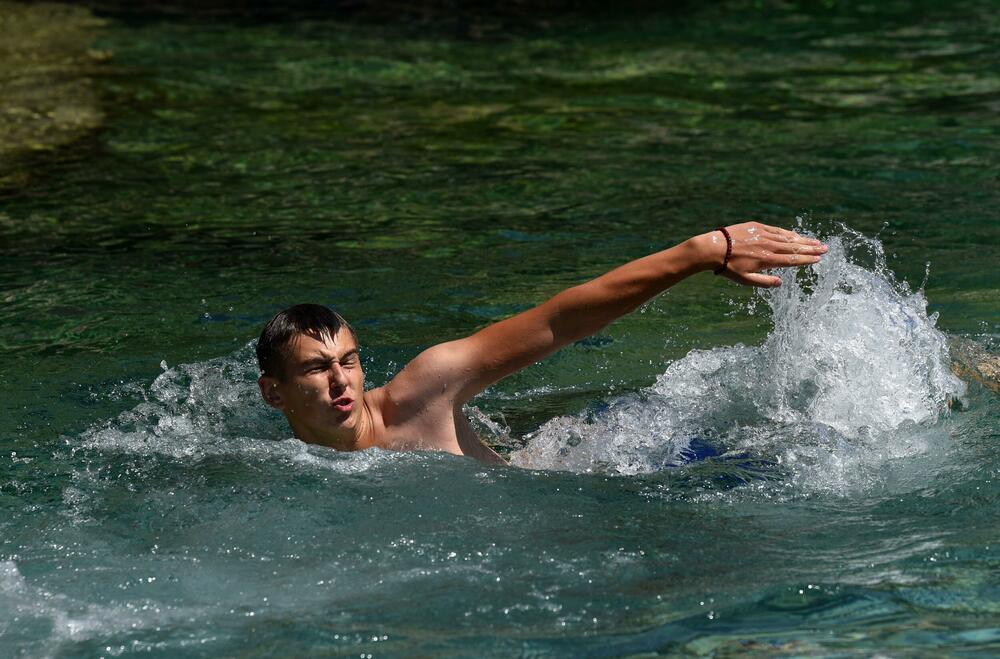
[1,0,999,656]
[3,227,997,656]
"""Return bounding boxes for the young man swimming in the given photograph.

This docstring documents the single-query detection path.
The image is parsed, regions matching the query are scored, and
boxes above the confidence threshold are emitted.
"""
[256,222,828,464]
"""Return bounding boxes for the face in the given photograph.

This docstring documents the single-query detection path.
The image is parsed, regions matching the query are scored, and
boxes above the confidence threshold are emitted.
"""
[258,329,365,446]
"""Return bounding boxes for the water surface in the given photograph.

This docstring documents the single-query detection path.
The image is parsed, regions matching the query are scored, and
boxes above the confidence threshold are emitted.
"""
[1,1,998,655]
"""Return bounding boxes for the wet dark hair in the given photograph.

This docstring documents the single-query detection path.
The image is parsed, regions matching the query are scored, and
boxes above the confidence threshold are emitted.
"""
[256,304,357,379]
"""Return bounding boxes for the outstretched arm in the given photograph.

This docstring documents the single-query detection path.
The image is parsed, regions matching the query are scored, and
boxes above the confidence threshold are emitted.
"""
[387,222,826,407]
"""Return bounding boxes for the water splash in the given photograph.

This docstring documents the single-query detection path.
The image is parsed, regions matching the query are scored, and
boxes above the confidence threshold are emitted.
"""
[75,346,398,475]
[512,226,966,492]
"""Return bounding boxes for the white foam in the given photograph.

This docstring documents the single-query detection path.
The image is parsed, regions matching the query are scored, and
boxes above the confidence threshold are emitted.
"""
[0,560,207,657]
[512,225,966,492]
[74,346,400,475]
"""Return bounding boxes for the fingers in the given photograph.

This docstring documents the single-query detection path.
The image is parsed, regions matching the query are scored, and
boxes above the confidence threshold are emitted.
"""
[759,224,822,246]
[732,241,824,266]
[735,271,782,288]
[770,252,823,267]
[724,251,813,287]
[766,240,828,256]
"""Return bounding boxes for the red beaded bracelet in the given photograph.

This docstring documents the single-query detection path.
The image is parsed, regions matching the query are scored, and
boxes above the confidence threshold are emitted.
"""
[714,226,733,275]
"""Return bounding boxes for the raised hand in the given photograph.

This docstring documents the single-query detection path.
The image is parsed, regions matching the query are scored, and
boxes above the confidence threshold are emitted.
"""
[705,222,828,288]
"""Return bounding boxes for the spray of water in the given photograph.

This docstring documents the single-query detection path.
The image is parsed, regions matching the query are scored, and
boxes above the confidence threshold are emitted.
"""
[76,226,967,494]
[511,227,966,492]
[76,348,398,475]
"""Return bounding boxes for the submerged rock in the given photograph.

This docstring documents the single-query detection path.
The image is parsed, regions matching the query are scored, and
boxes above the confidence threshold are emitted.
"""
[950,336,1000,395]
[0,2,109,186]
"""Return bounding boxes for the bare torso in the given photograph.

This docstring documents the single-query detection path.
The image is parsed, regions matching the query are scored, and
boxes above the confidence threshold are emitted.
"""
[363,387,507,464]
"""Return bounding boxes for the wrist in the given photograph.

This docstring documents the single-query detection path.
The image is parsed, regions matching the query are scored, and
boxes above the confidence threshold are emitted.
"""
[683,231,727,273]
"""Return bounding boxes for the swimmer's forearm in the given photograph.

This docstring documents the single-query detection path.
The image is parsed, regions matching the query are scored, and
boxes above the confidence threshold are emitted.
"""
[546,224,824,341]
[544,234,712,342]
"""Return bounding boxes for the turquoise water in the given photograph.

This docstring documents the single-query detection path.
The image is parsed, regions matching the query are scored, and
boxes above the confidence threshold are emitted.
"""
[1,1,999,655]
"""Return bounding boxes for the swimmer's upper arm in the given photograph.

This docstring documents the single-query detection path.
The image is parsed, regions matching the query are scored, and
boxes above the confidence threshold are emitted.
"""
[388,288,607,408]
[450,299,568,402]
[382,302,564,413]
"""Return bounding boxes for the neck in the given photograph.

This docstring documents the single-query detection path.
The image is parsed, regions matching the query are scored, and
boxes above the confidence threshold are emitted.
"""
[288,396,375,451]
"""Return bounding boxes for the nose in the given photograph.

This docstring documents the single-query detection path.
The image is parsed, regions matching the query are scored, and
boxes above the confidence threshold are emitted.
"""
[328,363,350,390]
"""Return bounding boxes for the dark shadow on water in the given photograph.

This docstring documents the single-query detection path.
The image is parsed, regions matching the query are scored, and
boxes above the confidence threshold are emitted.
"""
[82,0,702,36]
[666,442,787,494]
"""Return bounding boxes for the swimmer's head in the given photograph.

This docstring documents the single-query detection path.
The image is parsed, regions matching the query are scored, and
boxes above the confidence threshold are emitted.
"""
[256,303,357,380]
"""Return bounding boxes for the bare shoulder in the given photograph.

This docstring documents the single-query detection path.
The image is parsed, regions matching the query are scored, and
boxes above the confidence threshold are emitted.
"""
[380,340,473,419]
[370,344,509,464]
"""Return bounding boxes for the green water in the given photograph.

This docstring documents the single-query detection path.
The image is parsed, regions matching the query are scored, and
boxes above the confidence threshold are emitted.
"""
[1,1,999,656]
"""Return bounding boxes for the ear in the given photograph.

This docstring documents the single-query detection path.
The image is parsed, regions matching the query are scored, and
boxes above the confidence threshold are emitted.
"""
[258,375,284,410]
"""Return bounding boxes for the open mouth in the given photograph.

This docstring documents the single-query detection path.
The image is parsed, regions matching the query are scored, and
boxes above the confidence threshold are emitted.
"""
[332,396,354,413]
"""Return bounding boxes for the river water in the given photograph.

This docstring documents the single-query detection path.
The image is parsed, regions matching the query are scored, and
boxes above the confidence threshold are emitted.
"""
[1,1,998,656]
